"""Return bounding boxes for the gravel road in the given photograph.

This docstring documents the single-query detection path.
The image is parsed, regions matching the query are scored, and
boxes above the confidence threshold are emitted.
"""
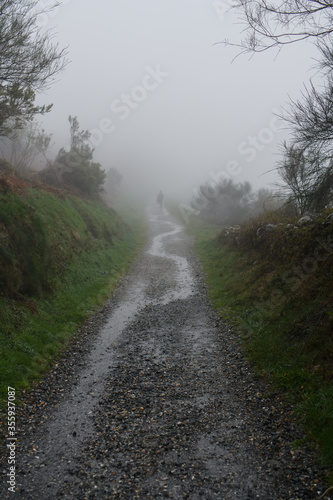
[0,204,330,499]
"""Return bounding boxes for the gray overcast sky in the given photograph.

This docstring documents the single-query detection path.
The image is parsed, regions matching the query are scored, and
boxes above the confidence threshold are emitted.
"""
[36,0,319,200]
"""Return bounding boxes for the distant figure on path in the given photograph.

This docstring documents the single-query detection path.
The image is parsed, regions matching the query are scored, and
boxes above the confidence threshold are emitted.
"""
[157,190,164,208]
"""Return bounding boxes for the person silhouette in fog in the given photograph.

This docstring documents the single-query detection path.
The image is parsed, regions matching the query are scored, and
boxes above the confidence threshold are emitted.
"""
[157,190,164,209]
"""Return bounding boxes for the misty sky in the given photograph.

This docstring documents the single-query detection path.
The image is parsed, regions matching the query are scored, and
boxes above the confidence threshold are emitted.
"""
[36,0,319,200]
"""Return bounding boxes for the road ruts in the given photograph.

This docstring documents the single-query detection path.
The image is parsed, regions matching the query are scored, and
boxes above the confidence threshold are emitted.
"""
[0,204,328,499]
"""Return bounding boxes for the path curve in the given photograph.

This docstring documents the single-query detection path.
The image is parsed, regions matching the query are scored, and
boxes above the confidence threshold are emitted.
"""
[0,204,328,499]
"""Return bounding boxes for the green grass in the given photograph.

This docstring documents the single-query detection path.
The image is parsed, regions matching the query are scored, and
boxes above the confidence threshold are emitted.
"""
[0,187,146,406]
[184,213,333,477]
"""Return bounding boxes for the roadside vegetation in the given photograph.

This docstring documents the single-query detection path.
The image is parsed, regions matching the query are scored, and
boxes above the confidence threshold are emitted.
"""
[0,0,146,426]
[176,0,333,479]
[181,208,333,479]
[0,163,146,407]
[1,0,333,485]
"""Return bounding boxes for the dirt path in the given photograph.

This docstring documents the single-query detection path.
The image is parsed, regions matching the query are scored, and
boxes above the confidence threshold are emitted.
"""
[0,205,329,499]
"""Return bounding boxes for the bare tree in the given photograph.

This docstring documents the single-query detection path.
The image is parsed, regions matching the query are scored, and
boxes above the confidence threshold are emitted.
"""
[283,82,333,153]
[0,0,68,136]
[277,144,310,213]
[277,142,333,213]
[275,40,333,212]
[226,0,333,54]
[0,121,53,172]
[224,0,333,212]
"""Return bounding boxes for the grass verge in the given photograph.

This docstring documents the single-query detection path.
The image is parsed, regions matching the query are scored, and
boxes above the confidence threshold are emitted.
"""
[0,188,146,407]
[185,215,333,479]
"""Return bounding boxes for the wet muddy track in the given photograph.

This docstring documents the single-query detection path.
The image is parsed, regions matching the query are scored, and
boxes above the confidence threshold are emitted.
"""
[0,205,330,499]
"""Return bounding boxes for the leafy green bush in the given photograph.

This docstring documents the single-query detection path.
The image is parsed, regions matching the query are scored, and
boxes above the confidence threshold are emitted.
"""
[56,147,106,197]
[38,116,106,198]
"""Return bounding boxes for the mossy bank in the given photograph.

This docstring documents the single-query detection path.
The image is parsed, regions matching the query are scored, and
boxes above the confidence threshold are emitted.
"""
[0,181,145,405]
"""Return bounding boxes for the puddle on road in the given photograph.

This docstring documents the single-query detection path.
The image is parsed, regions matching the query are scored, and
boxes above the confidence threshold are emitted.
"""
[18,205,197,485]
[147,206,195,303]
[27,281,147,464]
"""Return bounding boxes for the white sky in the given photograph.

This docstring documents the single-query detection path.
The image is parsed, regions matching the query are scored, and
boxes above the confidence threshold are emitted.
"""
[36,0,320,201]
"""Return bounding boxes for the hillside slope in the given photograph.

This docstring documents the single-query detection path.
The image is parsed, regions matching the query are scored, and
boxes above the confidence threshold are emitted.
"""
[0,163,145,402]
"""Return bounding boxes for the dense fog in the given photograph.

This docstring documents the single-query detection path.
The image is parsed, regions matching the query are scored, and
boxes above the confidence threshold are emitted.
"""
[21,1,319,203]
